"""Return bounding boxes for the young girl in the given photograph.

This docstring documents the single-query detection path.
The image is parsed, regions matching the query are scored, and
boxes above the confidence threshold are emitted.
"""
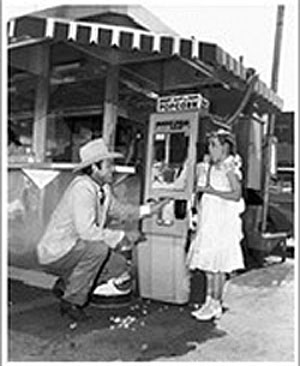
[187,129,245,321]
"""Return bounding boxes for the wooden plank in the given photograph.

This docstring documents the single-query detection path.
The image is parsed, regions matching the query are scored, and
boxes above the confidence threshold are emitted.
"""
[9,40,50,74]
[102,64,119,150]
[262,5,285,232]
[14,16,46,39]
[32,43,50,162]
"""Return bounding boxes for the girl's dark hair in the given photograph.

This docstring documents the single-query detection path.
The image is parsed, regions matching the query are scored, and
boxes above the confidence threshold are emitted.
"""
[217,135,236,156]
[79,161,102,176]
[80,165,93,176]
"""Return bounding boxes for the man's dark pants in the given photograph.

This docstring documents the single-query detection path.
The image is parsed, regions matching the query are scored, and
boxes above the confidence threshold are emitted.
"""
[41,238,130,306]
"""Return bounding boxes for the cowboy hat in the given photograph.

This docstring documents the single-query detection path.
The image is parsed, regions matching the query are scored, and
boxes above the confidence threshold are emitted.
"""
[73,138,123,172]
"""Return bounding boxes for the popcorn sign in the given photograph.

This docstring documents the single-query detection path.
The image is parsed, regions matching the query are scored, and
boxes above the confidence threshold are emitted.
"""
[157,94,209,113]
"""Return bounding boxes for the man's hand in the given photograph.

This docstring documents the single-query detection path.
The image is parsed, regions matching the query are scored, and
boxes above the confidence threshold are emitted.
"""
[126,230,143,244]
[149,198,171,215]
[140,198,171,218]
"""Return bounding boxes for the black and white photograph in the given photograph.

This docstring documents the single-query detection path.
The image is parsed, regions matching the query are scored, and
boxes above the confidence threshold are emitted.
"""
[2,0,298,363]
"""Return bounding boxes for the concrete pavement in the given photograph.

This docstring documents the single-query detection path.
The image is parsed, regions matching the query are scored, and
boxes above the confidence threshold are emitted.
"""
[6,256,296,362]
[158,257,296,362]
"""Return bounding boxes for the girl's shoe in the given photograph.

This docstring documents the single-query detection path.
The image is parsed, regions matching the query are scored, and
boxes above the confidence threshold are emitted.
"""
[191,296,212,318]
[191,299,222,321]
[211,299,222,320]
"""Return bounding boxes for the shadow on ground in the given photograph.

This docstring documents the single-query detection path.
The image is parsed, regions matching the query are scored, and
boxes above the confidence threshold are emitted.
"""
[8,280,226,361]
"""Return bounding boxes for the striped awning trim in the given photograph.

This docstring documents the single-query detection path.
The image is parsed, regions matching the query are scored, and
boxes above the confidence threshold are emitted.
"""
[8,15,283,110]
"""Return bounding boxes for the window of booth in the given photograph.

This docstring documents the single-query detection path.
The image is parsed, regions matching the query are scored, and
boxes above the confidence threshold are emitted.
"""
[8,117,34,162]
[45,114,143,164]
[46,114,102,162]
[8,70,37,163]
[114,118,145,166]
[151,132,189,189]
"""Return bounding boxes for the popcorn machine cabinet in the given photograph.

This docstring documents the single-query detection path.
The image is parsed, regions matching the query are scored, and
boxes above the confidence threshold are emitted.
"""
[137,95,208,304]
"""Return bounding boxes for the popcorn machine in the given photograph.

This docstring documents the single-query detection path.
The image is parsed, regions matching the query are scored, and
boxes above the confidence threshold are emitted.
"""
[137,94,210,304]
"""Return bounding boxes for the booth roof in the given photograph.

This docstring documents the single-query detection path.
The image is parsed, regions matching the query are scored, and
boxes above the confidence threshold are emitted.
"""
[12,5,180,36]
[7,6,283,112]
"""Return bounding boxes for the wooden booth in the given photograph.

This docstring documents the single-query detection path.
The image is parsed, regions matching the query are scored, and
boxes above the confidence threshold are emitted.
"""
[7,5,285,273]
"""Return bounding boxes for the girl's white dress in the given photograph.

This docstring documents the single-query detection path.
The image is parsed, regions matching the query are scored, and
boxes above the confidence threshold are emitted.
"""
[187,155,245,273]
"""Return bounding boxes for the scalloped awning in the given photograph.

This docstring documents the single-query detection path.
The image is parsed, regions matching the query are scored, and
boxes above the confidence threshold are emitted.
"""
[8,15,283,111]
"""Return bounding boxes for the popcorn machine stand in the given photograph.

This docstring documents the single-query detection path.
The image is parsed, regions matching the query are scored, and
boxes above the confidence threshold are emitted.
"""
[137,94,209,304]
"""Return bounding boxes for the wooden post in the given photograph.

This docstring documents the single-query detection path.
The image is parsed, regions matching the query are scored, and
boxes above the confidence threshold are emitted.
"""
[102,64,119,150]
[32,43,50,162]
[261,5,285,232]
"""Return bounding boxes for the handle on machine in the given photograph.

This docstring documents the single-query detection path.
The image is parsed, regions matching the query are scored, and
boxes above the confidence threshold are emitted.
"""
[146,197,174,226]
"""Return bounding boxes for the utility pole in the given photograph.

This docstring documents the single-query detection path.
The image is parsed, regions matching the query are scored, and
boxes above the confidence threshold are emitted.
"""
[261,5,285,232]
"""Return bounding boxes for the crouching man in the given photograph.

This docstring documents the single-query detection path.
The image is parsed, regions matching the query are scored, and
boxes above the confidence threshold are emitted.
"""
[37,138,168,321]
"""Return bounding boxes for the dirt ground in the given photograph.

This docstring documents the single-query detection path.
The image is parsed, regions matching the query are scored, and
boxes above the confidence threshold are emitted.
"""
[6,256,296,363]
